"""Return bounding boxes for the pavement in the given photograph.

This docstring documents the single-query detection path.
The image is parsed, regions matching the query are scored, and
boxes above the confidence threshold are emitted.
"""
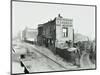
[12,41,78,74]
[23,42,78,69]
[12,40,95,74]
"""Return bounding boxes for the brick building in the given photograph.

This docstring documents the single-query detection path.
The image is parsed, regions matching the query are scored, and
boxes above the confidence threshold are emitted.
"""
[37,14,74,53]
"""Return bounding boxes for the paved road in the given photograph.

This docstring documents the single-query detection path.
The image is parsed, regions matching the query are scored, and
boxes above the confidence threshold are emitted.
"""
[12,41,96,74]
[12,41,73,74]
[21,45,67,73]
[12,41,81,74]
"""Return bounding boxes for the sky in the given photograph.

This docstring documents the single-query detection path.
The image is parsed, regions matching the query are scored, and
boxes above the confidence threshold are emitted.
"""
[12,1,95,40]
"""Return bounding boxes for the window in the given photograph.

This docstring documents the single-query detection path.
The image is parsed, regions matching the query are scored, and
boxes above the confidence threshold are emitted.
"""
[63,28,68,37]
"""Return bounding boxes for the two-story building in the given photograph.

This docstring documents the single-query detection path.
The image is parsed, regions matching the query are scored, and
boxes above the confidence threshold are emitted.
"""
[37,14,74,53]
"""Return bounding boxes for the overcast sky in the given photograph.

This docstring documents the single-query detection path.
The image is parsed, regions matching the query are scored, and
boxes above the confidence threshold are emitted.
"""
[12,1,95,40]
